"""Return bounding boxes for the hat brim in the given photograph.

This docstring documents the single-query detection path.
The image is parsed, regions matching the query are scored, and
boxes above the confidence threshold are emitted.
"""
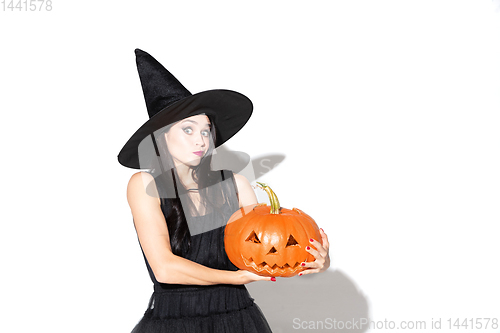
[117,89,253,169]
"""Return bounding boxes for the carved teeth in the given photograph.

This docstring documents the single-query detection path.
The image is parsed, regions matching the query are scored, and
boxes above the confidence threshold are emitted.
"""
[243,256,301,273]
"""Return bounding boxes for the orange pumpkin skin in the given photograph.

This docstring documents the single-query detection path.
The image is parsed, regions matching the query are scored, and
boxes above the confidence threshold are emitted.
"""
[224,203,321,278]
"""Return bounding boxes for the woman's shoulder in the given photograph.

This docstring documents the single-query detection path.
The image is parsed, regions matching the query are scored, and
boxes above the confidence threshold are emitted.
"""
[230,172,258,207]
[127,171,161,206]
[127,171,155,188]
[232,172,250,186]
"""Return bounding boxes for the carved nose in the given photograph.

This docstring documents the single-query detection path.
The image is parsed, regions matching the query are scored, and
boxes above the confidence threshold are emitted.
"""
[267,246,278,255]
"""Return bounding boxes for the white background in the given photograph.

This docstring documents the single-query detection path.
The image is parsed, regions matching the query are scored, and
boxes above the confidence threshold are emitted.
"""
[1,1,499,332]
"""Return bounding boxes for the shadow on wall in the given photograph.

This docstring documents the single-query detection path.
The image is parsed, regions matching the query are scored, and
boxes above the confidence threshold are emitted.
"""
[212,145,286,182]
[246,269,370,333]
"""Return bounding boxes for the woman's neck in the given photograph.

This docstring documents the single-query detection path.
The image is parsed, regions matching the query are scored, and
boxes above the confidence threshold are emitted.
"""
[174,162,197,189]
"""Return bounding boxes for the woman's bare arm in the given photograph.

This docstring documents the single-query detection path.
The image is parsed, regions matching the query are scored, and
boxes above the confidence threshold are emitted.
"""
[127,172,269,285]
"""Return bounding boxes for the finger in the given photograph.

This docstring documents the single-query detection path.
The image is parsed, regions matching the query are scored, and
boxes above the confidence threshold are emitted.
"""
[303,247,326,270]
[305,244,322,260]
[299,268,320,276]
[301,259,323,269]
[308,238,328,258]
[253,272,275,282]
[320,228,330,251]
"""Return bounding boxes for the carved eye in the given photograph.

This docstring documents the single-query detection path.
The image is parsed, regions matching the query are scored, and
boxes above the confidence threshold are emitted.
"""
[285,234,299,247]
[245,231,261,243]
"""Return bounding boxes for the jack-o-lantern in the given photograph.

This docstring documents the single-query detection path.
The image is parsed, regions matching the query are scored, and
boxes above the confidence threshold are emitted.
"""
[224,182,321,277]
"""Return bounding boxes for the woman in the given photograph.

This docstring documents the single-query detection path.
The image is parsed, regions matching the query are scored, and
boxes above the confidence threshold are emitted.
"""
[118,49,330,332]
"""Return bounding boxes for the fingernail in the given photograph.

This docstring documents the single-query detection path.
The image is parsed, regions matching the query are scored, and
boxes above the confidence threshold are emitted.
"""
[271,277,276,281]
[306,246,310,250]
[310,238,314,242]
[320,228,324,232]
[301,262,305,266]
[299,273,302,276]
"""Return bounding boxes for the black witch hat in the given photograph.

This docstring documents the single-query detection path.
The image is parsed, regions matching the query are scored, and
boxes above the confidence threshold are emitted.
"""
[117,49,253,169]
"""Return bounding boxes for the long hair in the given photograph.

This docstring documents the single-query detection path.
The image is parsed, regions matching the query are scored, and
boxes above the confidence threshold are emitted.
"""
[149,115,233,256]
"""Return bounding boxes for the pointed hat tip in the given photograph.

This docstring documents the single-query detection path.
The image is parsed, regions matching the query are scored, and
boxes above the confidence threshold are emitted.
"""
[134,48,147,56]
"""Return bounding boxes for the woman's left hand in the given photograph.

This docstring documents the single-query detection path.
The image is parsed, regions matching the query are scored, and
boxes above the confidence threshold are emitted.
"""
[299,228,330,276]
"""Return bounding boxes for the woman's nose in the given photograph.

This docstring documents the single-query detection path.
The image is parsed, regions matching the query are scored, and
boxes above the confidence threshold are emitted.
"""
[195,132,206,147]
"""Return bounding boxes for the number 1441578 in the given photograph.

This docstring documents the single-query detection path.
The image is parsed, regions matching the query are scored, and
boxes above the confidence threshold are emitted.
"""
[447,318,498,330]
[1,0,52,11]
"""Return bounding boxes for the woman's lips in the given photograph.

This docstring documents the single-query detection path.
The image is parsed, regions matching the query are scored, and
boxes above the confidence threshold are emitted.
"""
[193,151,204,156]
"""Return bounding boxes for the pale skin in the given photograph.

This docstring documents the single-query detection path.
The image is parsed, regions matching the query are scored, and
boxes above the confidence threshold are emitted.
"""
[127,114,330,285]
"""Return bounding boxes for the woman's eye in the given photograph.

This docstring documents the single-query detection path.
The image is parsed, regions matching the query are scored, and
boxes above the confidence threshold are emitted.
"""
[201,130,210,137]
[183,127,193,134]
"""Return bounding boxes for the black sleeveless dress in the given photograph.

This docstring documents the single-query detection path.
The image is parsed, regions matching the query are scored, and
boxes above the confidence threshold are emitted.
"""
[131,170,273,333]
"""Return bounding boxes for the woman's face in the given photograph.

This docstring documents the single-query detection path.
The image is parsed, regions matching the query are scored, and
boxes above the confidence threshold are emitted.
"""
[165,114,212,167]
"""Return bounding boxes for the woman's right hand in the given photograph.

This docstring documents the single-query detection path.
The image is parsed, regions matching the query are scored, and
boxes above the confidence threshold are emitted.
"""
[236,270,276,284]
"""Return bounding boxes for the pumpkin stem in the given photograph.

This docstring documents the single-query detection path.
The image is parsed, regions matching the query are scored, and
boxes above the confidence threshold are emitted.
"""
[256,182,281,214]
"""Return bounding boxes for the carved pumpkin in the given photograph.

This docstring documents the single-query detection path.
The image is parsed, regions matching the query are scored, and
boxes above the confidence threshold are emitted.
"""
[224,182,321,277]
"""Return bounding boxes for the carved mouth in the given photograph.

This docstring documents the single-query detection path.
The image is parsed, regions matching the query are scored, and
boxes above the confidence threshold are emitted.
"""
[242,256,302,275]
